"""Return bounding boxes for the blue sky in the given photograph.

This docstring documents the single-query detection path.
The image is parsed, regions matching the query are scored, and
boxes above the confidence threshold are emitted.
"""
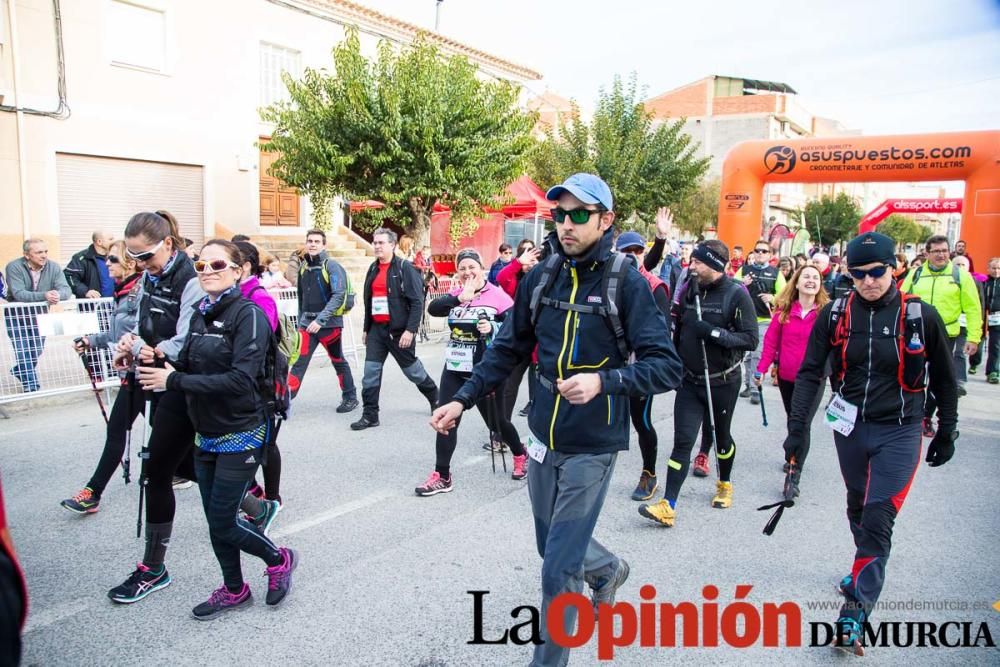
[364,0,1000,135]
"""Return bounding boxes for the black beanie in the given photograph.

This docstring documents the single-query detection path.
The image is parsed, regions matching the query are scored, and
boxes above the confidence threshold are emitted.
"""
[846,232,896,268]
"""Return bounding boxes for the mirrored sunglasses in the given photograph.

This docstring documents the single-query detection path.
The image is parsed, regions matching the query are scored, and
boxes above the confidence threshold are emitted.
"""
[194,259,238,274]
[551,207,602,224]
[125,239,165,262]
[849,264,890,280]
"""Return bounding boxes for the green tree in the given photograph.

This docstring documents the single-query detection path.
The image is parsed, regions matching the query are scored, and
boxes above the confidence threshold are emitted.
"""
[527,74,710,228]
[671,177,720,236]
[802,192,863,247]
[877,213,934,248]
[260,29,537,243]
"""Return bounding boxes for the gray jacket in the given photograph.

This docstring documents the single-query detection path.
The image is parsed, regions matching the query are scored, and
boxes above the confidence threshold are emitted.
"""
[4,258,71,303]
[90,277,143,351]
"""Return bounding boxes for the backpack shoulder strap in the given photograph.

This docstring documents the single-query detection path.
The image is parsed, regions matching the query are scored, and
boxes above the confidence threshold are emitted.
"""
[528,255,563,327]
[829,294,850,343]
[601,253,631,360]
[909,265,923,286]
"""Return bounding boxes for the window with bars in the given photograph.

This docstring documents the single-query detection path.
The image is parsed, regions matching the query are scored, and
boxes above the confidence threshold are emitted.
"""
[260,43,301,108]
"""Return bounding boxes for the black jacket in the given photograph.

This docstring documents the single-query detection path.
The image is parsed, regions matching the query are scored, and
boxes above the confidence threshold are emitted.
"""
[985,277,1000,317]
[362,255,424,334]
[297,251,349,329]
[742,262,781,319]
[452,229,683,454]
[167,290,271,436]
[136,252,201,362]
[672,275,758,384]
[64,245,105,298]
[789,285,958,440]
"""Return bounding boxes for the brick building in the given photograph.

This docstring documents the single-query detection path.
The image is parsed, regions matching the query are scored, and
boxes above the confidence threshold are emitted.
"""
[645,75,860,232]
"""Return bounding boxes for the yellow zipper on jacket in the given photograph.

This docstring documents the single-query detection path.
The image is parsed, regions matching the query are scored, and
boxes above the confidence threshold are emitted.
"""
[550,263,579,450]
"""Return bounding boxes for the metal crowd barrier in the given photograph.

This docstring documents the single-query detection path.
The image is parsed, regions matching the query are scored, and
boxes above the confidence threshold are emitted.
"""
[0,285,462,405]
[0,298,118,405]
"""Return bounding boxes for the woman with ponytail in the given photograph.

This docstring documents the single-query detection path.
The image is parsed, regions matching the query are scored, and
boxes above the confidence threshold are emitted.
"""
[106,210,204,604]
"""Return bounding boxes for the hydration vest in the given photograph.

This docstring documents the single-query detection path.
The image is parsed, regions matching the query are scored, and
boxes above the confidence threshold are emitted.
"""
[829,292,928,393]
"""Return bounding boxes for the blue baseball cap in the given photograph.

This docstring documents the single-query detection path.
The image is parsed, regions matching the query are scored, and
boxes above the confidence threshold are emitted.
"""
[615,231,645,251]
[546,173,613,211]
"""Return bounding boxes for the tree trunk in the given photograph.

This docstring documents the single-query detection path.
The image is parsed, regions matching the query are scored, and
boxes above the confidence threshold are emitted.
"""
[408,197,434,250]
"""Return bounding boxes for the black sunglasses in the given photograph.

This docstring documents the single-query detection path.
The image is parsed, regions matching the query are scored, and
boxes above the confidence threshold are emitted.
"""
[551,207,604,224]
[849,264,890,280]
[107,255,121,264]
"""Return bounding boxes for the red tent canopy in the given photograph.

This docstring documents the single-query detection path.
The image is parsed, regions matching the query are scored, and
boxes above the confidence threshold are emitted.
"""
[500,175,553,219]
[348,200,384,213]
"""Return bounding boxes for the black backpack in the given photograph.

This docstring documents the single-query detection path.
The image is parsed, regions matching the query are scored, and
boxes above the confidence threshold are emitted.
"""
[528,252,633,361]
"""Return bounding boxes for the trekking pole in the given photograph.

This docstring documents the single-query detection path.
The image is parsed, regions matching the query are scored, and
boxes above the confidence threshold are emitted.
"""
[694,292,720,478]
[136,390,153,539]
[486,391,507,474]
[757,456,797,536]
[477,309,506,474]
[74,337,109,425]
[758,380,769,427]
[121,372,133,485]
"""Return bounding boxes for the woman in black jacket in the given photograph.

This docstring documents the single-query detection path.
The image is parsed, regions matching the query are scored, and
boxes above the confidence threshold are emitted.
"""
[137,240,297,620]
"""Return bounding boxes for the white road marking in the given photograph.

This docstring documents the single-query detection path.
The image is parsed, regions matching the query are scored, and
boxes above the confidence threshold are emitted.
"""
[269,492,388,538]
[23,598,90,634]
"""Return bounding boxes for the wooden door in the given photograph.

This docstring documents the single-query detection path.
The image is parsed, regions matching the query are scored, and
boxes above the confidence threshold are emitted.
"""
[259,141,299,226]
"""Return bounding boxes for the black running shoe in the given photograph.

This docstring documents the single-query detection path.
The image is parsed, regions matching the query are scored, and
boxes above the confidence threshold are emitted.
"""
[108,563,171,604]
[350,416,379,430]
[336,398,359,413]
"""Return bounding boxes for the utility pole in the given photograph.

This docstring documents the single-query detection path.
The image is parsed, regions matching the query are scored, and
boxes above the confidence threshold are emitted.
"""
[434,0,443,32]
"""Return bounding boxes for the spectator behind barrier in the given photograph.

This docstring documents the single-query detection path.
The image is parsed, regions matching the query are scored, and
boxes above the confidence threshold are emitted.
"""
[64,230,115,299]
[4,238,72,392]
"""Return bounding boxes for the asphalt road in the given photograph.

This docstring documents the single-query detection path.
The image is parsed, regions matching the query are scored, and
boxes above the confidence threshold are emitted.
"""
[5,343,999,665]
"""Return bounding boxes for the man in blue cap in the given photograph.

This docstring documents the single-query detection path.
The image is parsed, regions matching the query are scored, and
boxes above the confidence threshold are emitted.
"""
[782,231,958,655]
[431,173,682,666]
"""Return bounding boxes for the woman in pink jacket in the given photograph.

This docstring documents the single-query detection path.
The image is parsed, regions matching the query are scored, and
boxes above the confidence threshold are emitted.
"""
[755,264,829,469]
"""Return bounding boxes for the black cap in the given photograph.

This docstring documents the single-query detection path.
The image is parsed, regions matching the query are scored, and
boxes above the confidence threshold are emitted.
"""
[846,232,896,269]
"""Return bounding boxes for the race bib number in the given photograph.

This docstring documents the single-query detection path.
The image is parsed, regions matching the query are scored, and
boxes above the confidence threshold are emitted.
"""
[526,434,547,464]
[372,296,389,316]
[958,313,967,327]
[825,393,858,436]
[444,344,475,373]
[988,312,1000,327]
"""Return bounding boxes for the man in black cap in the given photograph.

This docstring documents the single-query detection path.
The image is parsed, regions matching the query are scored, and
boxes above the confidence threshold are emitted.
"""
[639,239,758,526]
[782,231,958,655]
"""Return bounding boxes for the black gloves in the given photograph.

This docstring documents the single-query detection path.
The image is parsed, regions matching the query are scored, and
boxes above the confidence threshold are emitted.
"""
[782,433,805,461]
[925,431,956,467]
[693,320,716,340]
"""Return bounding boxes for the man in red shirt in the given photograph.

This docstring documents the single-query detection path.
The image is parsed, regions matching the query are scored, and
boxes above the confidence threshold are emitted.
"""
[351,228,439,430]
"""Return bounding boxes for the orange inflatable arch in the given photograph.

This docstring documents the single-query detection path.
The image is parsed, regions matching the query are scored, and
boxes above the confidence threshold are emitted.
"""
[717,130,1000,269]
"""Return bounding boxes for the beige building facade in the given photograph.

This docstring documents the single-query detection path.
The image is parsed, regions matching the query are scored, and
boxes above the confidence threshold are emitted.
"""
[0,0,540,263]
